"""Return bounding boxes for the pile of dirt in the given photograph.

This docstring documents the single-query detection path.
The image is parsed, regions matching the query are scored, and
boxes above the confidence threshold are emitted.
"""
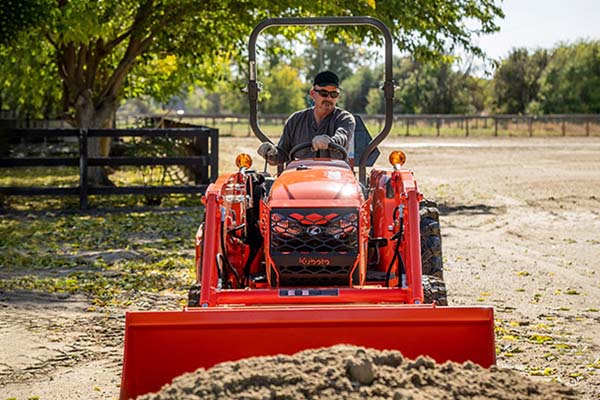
[138,345,578,400]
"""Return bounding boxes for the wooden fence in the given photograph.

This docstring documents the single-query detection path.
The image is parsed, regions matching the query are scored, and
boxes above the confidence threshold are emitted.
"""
[115,113,600,137]
[377,114,600,137]
[4,113,599,137]
[0,127,218,208]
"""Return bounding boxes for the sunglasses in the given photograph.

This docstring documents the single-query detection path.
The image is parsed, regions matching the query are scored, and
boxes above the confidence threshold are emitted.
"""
[314,88,340,98]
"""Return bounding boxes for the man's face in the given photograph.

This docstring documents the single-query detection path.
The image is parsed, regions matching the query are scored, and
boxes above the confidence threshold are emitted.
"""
[310,85,340,113]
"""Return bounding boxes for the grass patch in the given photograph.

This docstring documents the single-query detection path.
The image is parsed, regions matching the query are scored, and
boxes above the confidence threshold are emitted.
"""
[0,166,79,187]
[0,207,201,306]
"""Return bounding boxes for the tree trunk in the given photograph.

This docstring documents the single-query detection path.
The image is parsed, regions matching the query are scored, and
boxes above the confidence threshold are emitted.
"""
[76,94,116,186]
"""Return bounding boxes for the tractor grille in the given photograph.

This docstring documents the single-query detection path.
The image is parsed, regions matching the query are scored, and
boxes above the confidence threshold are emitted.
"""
[270,208,359,253]
[270,208,359,286]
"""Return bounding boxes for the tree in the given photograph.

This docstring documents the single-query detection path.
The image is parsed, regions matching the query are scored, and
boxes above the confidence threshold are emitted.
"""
[260,64,307,114]
[1,0,503,182]
[339,66,380,114]
[538,41,600,114]
[492,48,549,114]
[383,55,490,115]
[303,36,358,83]
[416,61,487,114]
[466,76,494,114]
[393,56,422,114]
[365,87,384,115]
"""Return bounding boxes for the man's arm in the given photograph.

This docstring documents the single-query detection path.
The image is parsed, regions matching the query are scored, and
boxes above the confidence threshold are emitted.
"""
[330,110,356,149]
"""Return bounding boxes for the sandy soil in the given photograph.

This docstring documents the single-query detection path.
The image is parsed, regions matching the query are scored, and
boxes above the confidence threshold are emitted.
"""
[1,136,599,400]
[140,345,578,400]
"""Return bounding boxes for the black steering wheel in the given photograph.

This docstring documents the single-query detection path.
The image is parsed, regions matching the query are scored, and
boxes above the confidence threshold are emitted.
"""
[288,141,349,161]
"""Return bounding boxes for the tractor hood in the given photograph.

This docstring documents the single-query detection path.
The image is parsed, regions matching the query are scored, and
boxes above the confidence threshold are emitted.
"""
[269,159,363,207]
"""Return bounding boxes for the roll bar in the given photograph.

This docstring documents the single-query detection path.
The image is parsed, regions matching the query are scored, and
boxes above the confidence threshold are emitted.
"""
[248,16,395,184]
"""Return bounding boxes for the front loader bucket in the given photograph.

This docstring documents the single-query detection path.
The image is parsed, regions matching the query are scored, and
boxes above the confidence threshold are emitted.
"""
[120,305,494,399]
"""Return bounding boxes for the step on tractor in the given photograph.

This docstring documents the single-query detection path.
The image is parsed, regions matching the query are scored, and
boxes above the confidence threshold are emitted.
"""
[119,16,495,400]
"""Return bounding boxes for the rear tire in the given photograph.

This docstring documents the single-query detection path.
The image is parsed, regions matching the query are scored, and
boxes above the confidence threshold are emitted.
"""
[422,275,448,306]
[420,200,444,279]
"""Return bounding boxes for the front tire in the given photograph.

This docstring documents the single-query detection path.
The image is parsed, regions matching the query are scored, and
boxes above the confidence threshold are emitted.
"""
[187,282,201,307]
[420,200,444,278]
[422,275,448,306]
[420,200,447,305]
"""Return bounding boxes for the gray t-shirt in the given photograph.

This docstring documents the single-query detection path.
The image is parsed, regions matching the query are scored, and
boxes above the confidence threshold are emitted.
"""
[274,107,355,162]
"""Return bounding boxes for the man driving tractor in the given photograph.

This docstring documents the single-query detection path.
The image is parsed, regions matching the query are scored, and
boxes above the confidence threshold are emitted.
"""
[257,70,356,164]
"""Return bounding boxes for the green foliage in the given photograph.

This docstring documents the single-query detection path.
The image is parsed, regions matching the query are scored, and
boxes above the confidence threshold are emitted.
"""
[493,41,600,114]
[365,87,384,115]
[493,48,549,114]
[176,66,248,115]
[538,41,600,114]
[391,56,488,114]
[143,41,600,118]
[411,62,478,114]
[0,0,46,45]
[303,36,359,82]
[260,64,307,114]
[0,32,62,117]
[340,66,381,114]
[0,0,503,127]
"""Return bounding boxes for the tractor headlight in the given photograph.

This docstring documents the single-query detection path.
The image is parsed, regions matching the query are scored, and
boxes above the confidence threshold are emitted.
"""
[235,153,253,169]
[389,150,406,167]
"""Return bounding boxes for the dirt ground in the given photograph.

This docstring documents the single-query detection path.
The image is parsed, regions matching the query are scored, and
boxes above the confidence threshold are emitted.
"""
[1,135,599,399]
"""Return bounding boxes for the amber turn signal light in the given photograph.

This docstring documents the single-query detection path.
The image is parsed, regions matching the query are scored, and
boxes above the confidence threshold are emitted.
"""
[235,153,253,169]
[389,150,406,167]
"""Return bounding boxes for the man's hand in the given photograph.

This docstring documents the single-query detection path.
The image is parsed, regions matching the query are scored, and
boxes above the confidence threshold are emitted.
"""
[257,142,278,160]
[312,134,330,151]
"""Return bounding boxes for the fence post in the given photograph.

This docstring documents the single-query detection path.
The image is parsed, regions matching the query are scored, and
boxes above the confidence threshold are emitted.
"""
[405,118,410,136]
[465,116,469,137]
[210,127,219,182]
[79,128,88,209]
[528,117,533,137]
[494,118,498,136]
[586,119,590,136]
[562,119,566,136]
[436,118,441,136]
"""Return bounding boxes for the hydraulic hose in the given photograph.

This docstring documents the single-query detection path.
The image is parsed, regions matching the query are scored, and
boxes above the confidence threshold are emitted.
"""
[220,219,242,288]
[385,205,406,287]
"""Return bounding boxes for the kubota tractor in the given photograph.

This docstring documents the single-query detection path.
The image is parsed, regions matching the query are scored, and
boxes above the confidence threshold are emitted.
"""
[119,17,495,400]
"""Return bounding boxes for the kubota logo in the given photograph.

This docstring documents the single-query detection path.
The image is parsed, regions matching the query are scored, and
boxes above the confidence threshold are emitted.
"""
[298,257,331,266]
[306,226,323,236]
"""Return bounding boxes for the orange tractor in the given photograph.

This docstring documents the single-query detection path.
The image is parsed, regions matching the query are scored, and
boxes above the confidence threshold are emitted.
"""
[119,17,495,400]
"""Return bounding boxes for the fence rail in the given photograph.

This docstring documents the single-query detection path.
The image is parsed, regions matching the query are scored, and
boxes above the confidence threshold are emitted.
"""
[381,114,600,137]
[0,127,218,208]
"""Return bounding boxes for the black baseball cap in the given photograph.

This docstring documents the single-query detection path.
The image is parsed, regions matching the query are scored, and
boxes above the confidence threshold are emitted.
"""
[313,71,340,88]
